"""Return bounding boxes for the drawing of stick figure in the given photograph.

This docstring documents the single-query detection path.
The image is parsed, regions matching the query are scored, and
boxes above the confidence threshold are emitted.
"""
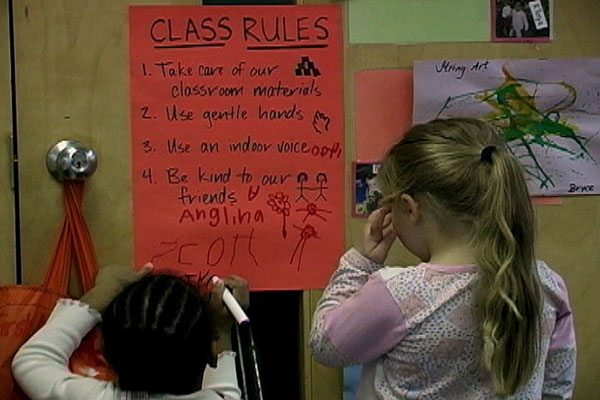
[315,172,328,201]
[289,224,320,271]
[296,172,309,203]
[296,202,332,222]
[267,192,291,239]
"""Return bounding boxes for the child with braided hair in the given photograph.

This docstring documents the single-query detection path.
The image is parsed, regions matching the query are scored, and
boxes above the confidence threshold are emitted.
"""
[13,264,248,399]
[310,118,576,399]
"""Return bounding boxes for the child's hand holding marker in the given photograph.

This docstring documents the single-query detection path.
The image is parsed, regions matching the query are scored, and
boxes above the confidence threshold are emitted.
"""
[210,275,250,326]
[358,206,396,264]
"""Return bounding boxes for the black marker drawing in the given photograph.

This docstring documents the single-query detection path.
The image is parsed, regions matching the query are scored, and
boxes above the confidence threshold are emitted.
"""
[312,110,331,134]
[296,172,310,203]
[315,172,328,201]
[295,172,329,202]
[295,56,321,77]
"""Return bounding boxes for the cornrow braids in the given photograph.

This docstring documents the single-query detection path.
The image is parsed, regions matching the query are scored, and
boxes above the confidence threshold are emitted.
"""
[102,274,211,395]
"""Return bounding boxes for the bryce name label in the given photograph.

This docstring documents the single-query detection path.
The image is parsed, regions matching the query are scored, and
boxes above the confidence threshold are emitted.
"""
[568,183,595,193]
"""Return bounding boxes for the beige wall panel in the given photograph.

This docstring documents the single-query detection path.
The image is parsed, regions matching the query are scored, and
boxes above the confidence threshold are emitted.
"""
[305,289,342,400]
[345,1,600,400]
[535,197,600,398]
[13,0,195,286]
[0,0,14,284]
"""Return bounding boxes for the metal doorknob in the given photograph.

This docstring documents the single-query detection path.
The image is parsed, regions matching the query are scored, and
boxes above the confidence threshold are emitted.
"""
[46,140,98,181]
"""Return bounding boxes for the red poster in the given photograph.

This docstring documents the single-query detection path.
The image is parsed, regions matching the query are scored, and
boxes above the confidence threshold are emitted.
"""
[354,69,413,161]
[129,6,343,290]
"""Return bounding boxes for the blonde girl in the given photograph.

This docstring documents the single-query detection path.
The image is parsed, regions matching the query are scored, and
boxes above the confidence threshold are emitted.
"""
[310,118,575,399]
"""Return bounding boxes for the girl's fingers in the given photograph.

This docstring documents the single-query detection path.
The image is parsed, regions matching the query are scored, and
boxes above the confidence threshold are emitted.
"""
[382,210,393,229]
[223,275,250,309]
[209,278,226,312]
[367,208,385,238]
[368,207,392,240]
[139,263,153,276]
[381,224,397,246]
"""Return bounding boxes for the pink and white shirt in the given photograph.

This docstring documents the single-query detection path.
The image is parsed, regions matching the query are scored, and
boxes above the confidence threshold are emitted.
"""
[310,249,576,399]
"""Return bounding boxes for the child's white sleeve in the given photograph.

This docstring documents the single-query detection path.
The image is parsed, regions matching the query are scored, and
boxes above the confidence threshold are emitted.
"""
[202,351,242,400]
[11,299,120,400]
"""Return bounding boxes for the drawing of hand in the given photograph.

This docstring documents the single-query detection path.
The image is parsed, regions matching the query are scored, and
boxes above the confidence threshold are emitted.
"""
[357,207,396,264]
[312,110,331,134]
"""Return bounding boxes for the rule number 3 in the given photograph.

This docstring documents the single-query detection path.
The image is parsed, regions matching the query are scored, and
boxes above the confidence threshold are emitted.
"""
[142,140,155,153]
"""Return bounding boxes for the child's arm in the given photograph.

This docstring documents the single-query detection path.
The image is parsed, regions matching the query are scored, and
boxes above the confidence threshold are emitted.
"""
[310,208,406,366]
[11,299,120,400]
[542,273,576,400]
[202,276,247,400]
[12,265,151,400]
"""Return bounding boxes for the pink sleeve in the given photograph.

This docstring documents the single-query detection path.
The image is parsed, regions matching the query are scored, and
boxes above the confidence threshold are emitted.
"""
[310,249,403,366]
[322,272,408,364]
[543,272,576,400]
[548,273,575,350]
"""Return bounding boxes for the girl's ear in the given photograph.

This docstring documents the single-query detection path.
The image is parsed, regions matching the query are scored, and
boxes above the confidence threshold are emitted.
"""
[399,194,422,223]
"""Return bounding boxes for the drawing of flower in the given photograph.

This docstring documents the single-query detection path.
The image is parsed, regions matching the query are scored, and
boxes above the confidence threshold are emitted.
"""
[267,192,291,238]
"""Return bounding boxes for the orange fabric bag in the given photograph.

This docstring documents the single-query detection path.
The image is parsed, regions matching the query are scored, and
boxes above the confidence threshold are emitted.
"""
[0,182,115,400]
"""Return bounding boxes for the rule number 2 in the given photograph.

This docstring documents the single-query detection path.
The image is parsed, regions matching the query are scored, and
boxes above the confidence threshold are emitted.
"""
[140,106,156,120]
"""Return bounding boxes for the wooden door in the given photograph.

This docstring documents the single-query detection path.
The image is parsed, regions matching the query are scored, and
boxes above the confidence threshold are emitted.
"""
[0,0,14,284]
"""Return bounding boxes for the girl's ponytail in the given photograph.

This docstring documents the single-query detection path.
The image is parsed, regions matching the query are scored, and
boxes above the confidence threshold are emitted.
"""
[474,146,542,396]
[378,118,543,396]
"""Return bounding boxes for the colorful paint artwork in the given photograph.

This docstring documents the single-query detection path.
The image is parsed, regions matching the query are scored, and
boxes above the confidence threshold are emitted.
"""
[414,58,600,196]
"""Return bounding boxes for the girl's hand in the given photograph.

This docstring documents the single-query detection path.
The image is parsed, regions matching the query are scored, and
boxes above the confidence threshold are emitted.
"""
[357,207,396,264]
[80,263,153,313]
[209,275,250,332]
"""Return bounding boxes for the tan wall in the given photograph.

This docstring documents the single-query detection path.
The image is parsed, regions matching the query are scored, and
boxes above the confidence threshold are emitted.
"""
[10,0,600,399]
[0,0,15,284]
[317,0,600,399]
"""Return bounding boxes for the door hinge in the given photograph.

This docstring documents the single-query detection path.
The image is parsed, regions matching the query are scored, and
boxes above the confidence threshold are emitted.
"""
[9,132,16,191]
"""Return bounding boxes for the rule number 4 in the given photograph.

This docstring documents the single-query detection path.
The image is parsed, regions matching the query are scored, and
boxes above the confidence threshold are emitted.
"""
[142,168,156,184]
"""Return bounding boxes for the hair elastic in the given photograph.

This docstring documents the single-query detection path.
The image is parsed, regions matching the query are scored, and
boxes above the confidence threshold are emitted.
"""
[480,145,496,163]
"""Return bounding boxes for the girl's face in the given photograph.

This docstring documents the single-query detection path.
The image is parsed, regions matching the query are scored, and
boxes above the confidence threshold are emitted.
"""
[391,194,431,262]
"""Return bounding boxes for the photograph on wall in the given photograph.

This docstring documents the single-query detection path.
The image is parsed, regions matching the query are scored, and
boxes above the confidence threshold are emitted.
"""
[492,0,552,42]
[414,58,600,197]
[353,162,382,217]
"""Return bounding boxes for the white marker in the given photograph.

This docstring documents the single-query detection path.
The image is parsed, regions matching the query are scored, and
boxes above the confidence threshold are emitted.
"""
[212,276,250,325]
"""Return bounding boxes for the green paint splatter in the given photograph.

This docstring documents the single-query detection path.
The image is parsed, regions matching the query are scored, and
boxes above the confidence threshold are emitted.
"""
[438,66,594,190]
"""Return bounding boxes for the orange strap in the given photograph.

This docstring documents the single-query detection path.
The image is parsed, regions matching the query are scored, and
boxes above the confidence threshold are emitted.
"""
[42,181,98,294]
